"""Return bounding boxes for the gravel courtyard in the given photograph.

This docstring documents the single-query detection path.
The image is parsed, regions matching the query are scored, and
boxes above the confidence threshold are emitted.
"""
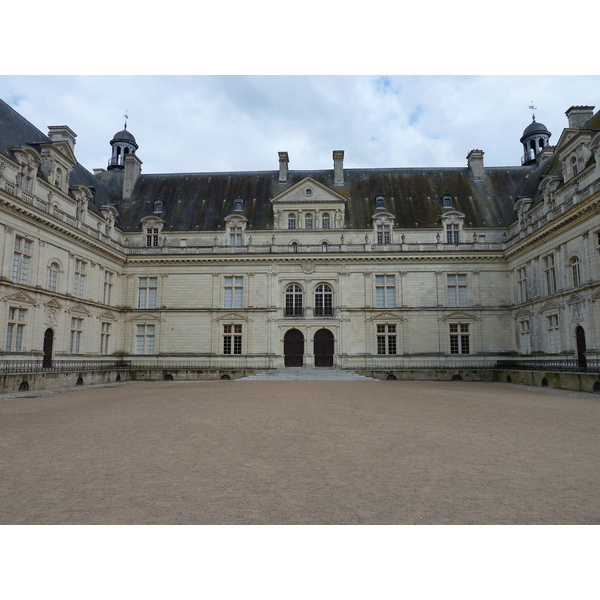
[1,380,598,525]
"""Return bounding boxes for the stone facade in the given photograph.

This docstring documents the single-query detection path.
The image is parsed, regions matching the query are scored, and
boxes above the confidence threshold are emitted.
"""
[1,99,599,372]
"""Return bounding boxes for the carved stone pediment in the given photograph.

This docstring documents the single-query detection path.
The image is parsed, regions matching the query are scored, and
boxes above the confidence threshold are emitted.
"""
[44,298,63,310]
[515,308,533,319]
[68,302,92,316]
[539,300,561,314]
[440,311,478,321]
[215,312,249,322]
[125,312,163,323]
[5,290,36,305]
[271,177,347,205]
[566,292,585,305]
[99,310,118,321]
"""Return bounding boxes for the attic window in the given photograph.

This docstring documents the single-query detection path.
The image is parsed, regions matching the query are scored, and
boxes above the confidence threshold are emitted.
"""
[442,195,453,209]
[234,198,244,212]
[153,200,164,213]
[304,187,313,197]
[375,196,385,210]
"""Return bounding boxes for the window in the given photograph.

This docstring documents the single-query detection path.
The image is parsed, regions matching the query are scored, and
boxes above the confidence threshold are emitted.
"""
[447,274,468,307]
[138,277,158,309]
[314,283,333,317]
[375,275,396,308]
[547,315,561,354]
[284,284,303,317]
[322,213,331,229]
[100,322,111,354]
[70,317,84,354]
[224,276,243,308]
[234,198,244,212]
[54,167,62,188]
[146,228,159,247]
[229,226,243,246]
[519,320,531,355]
[103,271,114,305]
[12,236,31,284]
[376,224,391,244]
[449,323,470,355]
[305,213,314,229]
[543,254,556,295]
[48,262,60,293]
[446,223,459,244]
[377,324,397,355]
[375,196,386,210]
[288,213,297,230]
[223,324,242,355]
[571,156,578,177]
[517,267,527,303]
[153,200,164,213]
[6,308,27,352]
[571,256,581,288]
[73,259,86,299]
[136,324,155,354]
[442,195,453,209]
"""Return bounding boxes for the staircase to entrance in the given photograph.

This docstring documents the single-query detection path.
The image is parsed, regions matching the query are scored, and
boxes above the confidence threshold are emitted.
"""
[238,368,377,381]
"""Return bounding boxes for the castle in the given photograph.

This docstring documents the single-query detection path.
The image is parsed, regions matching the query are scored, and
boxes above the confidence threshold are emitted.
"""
[1,98,599,387]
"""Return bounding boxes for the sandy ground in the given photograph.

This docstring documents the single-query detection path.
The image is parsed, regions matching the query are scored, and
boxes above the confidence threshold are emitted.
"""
[0,379,598,525]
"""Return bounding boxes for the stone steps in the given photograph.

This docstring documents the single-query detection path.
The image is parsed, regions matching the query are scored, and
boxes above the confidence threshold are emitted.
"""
[238,368,377,381]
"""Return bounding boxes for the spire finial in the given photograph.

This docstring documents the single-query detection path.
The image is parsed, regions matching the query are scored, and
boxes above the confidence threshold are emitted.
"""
[529,102,537,121]
[123,110,129,130]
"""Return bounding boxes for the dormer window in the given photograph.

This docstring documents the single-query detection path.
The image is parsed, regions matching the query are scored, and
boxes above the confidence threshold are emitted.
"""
[322,213,331,229]
[375,196,386,210]
[442,194,453,209]
[153,200,164,213]
[234,198,244,212]
[446,223,459,244]
[571,156,578,178]
[288,213,297,230]
[146,228,159,247]
[305,213,314,229]
[54,167,62,189]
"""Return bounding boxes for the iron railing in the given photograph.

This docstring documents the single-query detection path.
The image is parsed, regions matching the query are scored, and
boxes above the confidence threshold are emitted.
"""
[497,359,600,373]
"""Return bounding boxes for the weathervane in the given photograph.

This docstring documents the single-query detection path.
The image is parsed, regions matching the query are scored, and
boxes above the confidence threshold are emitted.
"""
[124,110,129,130]
[529,102,537,121]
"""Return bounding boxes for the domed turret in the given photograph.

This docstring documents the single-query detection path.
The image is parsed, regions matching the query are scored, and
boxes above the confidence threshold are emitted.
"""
[107,113,139,170]
[520,105,551,165]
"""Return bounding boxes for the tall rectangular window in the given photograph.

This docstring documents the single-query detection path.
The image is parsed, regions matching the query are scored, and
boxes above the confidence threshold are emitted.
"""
[224,276,243,308]
[100,322,111,354]
[571,257,581,288]
[223,324,242,355]
[377,324,397,355]
[449,323,470,354]
[146,228,159,247]
[229,226,243,246]
[103,271,114,305]
[517,267,528,303]
[376,224,391,244]
[544,254,556,295]
[138,277,158,309]
[48,262,60,292]
[447,274,468,307]
[519,320,531,355]
[6,307,27,352]
[375,275,396,308]
[446,224,459,244]
[12,236,31,284]
[70,317,84,354]
[136,324,156,354]
[547,315,561,354]
[73,259,86,299]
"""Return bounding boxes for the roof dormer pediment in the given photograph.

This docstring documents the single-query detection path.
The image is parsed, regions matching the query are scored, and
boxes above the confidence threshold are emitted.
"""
[271,177,347,206]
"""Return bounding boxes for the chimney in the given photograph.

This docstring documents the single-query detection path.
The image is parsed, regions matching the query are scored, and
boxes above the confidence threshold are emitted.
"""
[123,153,143,199]
[565,106,595,129]
[467,149,484,180]
[47,125,77,154]
[333,150,344,186]
[278,151,289,183]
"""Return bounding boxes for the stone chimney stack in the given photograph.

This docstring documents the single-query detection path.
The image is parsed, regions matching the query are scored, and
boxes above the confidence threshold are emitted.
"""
[565,106,595,129]
[278,152,289,183]
[123,153,143,199]
[47,126,77,154]
[333,150,344,186]
[467,149,485,180]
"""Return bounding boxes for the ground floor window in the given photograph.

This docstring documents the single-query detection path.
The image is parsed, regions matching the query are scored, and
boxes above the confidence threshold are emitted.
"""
[70,317,84,354]
[377,324,397,355]
[101,322,111,354]
[449,323,470,354]
[6,307,27,352]
[519,319,531,355]
[136,324,156,355]
[223,324,242,355]
[547,315,561,354]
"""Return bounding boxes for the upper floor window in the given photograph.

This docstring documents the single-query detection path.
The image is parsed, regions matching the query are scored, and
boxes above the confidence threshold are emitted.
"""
[322,213,331,229]
[375,275,396,308]
[230,226,243,246]
[446,223,459,244]
[570,256,581,288]
[138,277,158,309]
[12,236,32,285]
[284,284,303,317]
[6,307,27,352]
[104,271,114,305]
[543,254,556,295]
[54,167,63,188]
[73,259,87,299]
[447,274,467,307]
[146,228,159,247]
[449,323,470,355]
[305,213,314,229]
[377,224,391,244]
[517,267,527,303]
[314,283,333,317]
[288,213,297,230]
[224,276,243,308]
[48,262,60,293]
[571,156,578,178]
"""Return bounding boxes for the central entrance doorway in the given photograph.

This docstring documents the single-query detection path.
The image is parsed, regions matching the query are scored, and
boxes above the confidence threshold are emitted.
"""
[314,328,334,367]
[42,328,54,368]
[576,325,587,370]
[284,329,304,367]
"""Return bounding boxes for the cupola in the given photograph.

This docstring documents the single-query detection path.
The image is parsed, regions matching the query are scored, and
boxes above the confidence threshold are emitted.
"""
[107,113,139,170]
[520,104,551,165]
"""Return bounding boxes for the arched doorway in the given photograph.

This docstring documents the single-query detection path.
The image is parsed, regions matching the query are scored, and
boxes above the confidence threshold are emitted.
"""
[575,326,587,370]
[43,328,54,368]
[284,329,304,367]
[314,328,334,367]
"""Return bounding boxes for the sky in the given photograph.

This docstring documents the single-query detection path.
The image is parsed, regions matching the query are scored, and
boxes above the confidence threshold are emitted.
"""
[1,74,598,176]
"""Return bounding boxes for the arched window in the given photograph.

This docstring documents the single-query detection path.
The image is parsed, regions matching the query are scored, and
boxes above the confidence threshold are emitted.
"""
[305,213,313,229]
[48,262,60,292]
[375,196,386,210]
[314,283,333,317]
[288,213,297,230]
[571,256,581,288]
[285,284,303,317]
[571,156,578,177]
[322,213,331,229]
[54,168,62,188]
[290,241,298,253]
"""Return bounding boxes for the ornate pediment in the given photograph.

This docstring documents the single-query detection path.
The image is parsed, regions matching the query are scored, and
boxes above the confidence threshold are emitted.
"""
[4,290,36,305]
[566,292,585,305]
[44,297,63,310]
[440,311,478,321]
[215,312,249,322]
[515,308,533,319]
[99,310,118,321]
[125,312,164,323]
[539,300,561,313]
[68,302,92,316]
[271,177,347,205]
[371,311,403,321]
